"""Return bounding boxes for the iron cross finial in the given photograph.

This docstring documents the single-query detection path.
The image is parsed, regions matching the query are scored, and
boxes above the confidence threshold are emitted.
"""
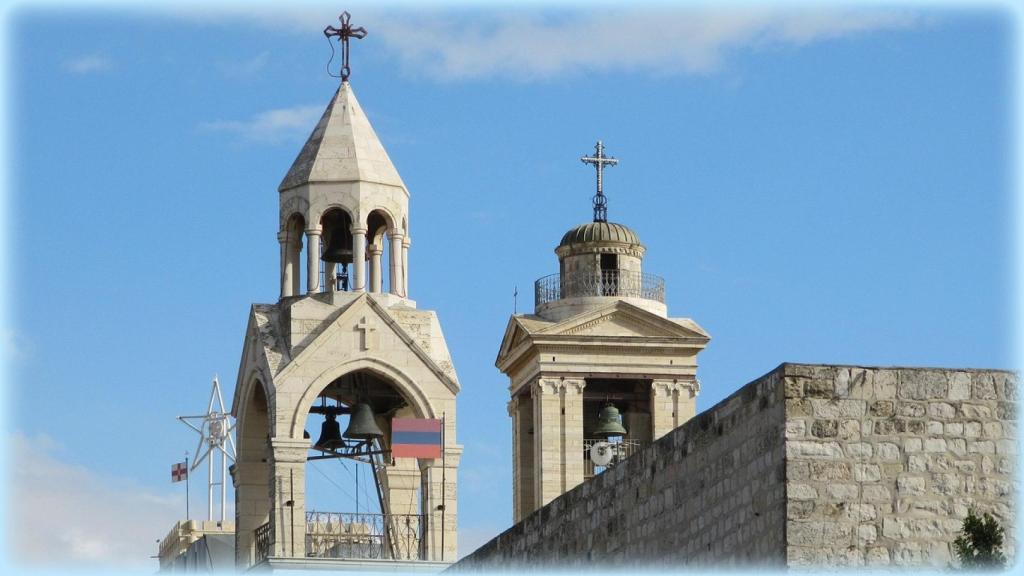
[324,11,368,82]
[580,140,619,223]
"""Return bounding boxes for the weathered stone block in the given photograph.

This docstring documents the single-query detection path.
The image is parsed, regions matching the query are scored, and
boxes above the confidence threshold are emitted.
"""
[866,547,890,567]
[846,443,873,459]
[827,484,859,500]
[964,421,982,437]
[898,402,926,418]
[948,372,971,400]
[961,404,992,419]
[870,401,894,417]
[972,373,998,400]
[907,454,928,472]
[810,399,866,419]
[854,463,881,482]
[944,422,964,435]
[874,419,896,436]
[837,419,861,441]
[896,476,927,496]
[805,378,834,398]
[997,402,1015,421]
[904,438,923,453]
[967,440,995,454]
[876,442,900,462]
[927,421,943,435]
[811,419,838,438]
[784,377,804,398]
[787,441,843,459]
[806,462,849,483]
[924,438,946,453]
[928,402,956,420]
[789,484,818,500]
[785,419,806,438]
[898,371,948,400]
[874,370,898,399]
[862,485,891,502]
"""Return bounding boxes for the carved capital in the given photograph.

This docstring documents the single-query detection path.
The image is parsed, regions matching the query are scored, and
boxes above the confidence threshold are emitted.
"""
[304,227,322,237]
[562,378,586,395]
[270,438,310,464]
[651,380,679,397]
[532,379,562,396]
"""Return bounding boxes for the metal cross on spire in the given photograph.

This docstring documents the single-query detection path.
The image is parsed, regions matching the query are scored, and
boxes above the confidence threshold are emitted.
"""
[580,140,619,223]
[178,375,236,523]
[324,11,368,82]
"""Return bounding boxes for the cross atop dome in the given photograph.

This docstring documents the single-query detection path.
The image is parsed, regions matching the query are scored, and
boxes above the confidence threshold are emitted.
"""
[580,140,618,223]
[324,11,367,82]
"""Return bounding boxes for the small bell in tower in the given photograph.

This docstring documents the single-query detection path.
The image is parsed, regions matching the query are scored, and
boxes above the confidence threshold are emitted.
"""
[314,413,345,451]
[343,402,384,440]
[321,224,354,264]
[592,402,628,438]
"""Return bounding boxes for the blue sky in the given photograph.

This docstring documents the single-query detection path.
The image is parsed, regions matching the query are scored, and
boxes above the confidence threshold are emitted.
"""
[1,1,1018,571]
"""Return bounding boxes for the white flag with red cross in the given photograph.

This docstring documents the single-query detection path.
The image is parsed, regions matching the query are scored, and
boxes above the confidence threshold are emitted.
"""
[171,462,188,483]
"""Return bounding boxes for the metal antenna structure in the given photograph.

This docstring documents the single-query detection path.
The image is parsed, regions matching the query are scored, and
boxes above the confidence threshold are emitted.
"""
[178,375,237,523]
[324,11,367,82]
[580,140,619,223]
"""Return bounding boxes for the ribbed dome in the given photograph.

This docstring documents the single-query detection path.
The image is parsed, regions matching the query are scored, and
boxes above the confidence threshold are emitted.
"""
[559,222,641,247]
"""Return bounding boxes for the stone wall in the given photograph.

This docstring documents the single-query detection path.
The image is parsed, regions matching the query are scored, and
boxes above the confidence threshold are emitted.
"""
[456,364,789,569]
[784,365,1016,567]
[454,364,1017,570]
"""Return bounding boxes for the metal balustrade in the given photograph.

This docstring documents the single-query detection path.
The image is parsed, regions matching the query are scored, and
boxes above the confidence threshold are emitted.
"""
[583,439,648,479]
[255,521,273,565]
[305,511,424,560]
[535,270,665,306]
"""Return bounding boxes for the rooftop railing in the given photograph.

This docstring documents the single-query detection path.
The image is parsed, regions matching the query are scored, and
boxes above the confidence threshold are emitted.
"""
[535,270,665,306]
[305,511,424,561]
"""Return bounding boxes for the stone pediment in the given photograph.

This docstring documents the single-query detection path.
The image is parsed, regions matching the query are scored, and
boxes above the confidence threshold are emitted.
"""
[282,294,460,394]
[537,301,708,340]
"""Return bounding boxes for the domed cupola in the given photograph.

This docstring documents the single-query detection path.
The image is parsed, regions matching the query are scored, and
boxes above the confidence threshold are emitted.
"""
[534,142,666,321]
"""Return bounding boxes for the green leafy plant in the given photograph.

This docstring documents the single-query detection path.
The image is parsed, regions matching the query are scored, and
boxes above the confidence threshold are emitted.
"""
[954,509,1007,569]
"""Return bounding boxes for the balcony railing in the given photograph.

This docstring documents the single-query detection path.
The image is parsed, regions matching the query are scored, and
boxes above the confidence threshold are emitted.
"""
[255,521,273,565]
[305,511,424,561]
[583,439,648,479]
[535,270,665,306]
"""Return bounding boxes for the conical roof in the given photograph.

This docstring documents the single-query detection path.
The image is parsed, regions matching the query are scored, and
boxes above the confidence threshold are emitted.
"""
[279,82,406,192]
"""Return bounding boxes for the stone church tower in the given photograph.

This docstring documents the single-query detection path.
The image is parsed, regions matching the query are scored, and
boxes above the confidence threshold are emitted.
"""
[230,79,461,568]
[496,142,710,522]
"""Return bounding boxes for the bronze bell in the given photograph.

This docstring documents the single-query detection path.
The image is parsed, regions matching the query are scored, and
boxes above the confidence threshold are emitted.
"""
[321,226,354,263]
[314,413,345,451]
[593,402,628,438]
[343,403,384,440]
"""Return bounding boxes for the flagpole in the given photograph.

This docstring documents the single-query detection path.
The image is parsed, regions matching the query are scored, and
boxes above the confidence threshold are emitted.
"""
[441,412,446,561]
[185,452,190,522]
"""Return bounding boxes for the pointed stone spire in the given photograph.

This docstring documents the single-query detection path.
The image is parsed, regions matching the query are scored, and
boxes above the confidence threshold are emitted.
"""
[279,81,406,192]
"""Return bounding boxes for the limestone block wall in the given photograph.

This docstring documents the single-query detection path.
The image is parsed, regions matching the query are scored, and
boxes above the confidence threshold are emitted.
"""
[456,365,789,569]
[784,365,1017,567]
[454,364,1016,570]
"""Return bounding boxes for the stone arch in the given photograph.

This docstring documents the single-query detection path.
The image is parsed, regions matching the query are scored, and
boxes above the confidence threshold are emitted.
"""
[312,203,356,232]
[234,372,272,568]
[288,357,436,439]
[278,196,310,231]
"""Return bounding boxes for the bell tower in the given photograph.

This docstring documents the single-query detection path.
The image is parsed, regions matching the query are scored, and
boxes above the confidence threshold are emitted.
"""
[496,142,710,522]
[231,13,460,570]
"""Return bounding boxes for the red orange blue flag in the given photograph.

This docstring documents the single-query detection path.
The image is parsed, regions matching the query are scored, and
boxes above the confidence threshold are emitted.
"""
[391,418,442,459]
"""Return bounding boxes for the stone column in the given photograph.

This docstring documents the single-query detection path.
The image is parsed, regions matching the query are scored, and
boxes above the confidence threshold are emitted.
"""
[269,439,308,559]
[532,378,575,510]
[368,244,383,293]
[305,228,321,294]
[233,450,270,567]
[650,379,699,441]
[389,232,405,297]
[380,461,420,559]
[418,447,461,562]
[402,237,410,296]
[509,393,535,523]
[324,261,337,291]
[278,231,292,298]
[561,379,586,493]
[352,227,367,292]
[650,380,679,440]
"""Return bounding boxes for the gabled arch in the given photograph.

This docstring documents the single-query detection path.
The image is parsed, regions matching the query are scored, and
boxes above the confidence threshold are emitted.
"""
[287,357,437,439]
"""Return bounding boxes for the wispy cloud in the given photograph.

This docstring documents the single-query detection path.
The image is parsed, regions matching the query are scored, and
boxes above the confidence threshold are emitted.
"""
[7,431,182,569]
[375,7,922,81]
[1,328,27,361]
[199,104,322,143]
[162,5,923,81]
[63,54,112,75]
[222,50,271,79]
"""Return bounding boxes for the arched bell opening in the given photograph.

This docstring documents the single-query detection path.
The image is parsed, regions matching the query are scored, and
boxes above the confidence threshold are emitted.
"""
[282,214,306,298]
[582,378,653,479]
[366,211,390,294]
[234,378,272,568]
[320,208,354,292]
[300,369,426,561]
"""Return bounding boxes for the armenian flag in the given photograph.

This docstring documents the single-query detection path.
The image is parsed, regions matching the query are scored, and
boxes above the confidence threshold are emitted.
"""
[391,418,442,458]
